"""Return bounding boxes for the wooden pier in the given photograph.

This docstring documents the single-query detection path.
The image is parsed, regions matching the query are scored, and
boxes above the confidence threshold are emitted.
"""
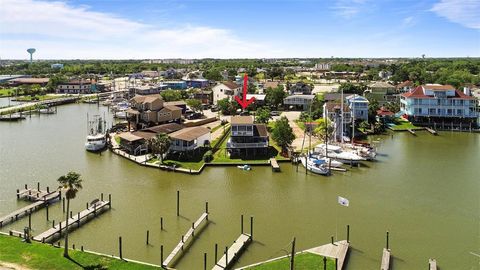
[380,248,390,270]
[162,212,209,268]
[33,199,111,243]
[270,158,280,172]
[407,129,417,136]
[425,127,438,135]
[306,240,350,270]
[212,233,252,270]
[429,258,437,270]
[0,188,60,227]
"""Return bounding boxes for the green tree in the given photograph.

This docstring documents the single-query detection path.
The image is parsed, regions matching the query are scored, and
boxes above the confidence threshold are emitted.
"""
[148,133,171,164]
[255,107,271,124]
[368,99,380,123]
[46,75,67,92]
[217,98,238,115]
[57,172,83,258]
[160,90,183,102]
[203,69,223,81]
[312,118,334,140]
[265,85,286,109]
[272,116,295,153]
[247,82,257,94]
[186,99,203,113]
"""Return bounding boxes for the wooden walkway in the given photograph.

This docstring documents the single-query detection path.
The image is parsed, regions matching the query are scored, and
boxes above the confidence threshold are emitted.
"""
[163,212,209,268]
[380,248,390,270]
[306,240,350,270]
[429,258,437,270]
[270,158,280,172]
[32,200,110,243]
[0,190,60,227]
[212,233,252,270]
[407,129,417,136]
[425,127,438,135]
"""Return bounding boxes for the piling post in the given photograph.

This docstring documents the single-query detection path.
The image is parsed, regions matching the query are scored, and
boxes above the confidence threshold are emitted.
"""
[215,243,218,262]
[241,215,244,234]
[204,252,207,270]
[70,211,72,219]
[28,212,31,229]
[205,202,209,221]
[323,256,327,270]
[94,203,97,216]
[86,202,89,209]
[290,237,296,270]
[101,193,104,201]
[52,220,55,228]
[72,244,75,250]
[46,186,49,193]
[347,225,350,243]
[59,222,62,232]
[62,198,65,213]
[81,246,84,252]
[331,236,334,245]
[46,203,49,221]
[146,230,149,245]
[335,258,338,269]
[109,194,112,208]
[225,247,228,266]
[386,231,389,250]
[16,189,19,199]
[192,222,195,237]
[24,184,27,190]
[250,216,253,239]
[37,182,40,191]
[176,190,180,216]
[161,245,164,268]
[119,236,123,260]
[161,217,164,231]
[77,213,80,228]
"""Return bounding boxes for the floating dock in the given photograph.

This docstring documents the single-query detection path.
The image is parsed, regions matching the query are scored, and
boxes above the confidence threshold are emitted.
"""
[429,258,437,270]
[380,248,390,270]
[212,233,252,270]
[407,129,417,136]
[0,188,60,227]
[270,158,280,172]
[425,127,438,135]
[33,199,110,243]
[306,240,350,270]
[163,212,209,268]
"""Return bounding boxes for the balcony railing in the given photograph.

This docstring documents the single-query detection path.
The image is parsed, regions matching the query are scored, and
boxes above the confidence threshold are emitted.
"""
[170,144,197,151]
[231,131,254,136]
[227,140,268,148]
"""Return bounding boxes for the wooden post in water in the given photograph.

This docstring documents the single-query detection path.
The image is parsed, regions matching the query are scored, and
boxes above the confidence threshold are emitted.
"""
[161,217,164,231]
[161,245,164,268]
[225,247,228,266]
[37,182,40,191]
[46,203,49,221]
[77,213,80,228]
[16,189,19,199]
[28,212,31,229]
[323,256,327,270]
[62,198,65,213]
[204,252,207,270]
[46,186,49,193]
[109,194,112,208]
[331,236,334,245]
[119,236,123,260]
[241,215,244,234]
[176,190,180,216]
[250,216,254,239]
[215,243,218,262]
[347,225,350,243]
[52,220,55,228]
[146,230,149,245]
[290,237,296,270]
[192,222,195,237]
[335,258,338,269]
[386,231,389,250]
[70,211,72,219]
[86,202,89,209]
[101,193,104,201]
[205,202,209,221]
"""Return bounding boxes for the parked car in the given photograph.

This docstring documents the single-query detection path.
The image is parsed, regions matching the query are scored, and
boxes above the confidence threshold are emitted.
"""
[211,106,219,112]
[270,111,280,116]
[186,112,202,120]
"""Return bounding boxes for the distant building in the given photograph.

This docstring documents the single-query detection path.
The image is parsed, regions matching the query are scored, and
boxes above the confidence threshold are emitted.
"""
[130,85,167,96]
[378,70,392,79]
[315,63,331,70]
[185,79,209,88]
[290,82,312,95]
[51,63,64,69]
[192,89,213,105]
[345,94,369,121]
[141,70,159,77]
[283,94,315,110]
[246,94,266,106]
[56,80,96,94]
[227,116,269,156]
[169,127,211,152]
[364,81,396,105]
[9,77,49,86]
[396,80,414,93]
[212,81,241,104]
[163,81,187,90]
[400,84,478,128]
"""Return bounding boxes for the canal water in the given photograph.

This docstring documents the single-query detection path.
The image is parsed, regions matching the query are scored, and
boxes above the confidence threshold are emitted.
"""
[0,103,478,269]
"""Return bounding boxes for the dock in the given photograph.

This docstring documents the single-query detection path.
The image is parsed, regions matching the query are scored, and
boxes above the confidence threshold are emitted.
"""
[330,167,347,172]
[162,212,209,268]
[407,129,416,136]
[306,240,350,270]
[270,158,280,172]
[380,248,390,270]
[212,233,252,270]
[429,258,437,270]
[0,188,60,227]
[33,199,110,243]
[425,127,438,135]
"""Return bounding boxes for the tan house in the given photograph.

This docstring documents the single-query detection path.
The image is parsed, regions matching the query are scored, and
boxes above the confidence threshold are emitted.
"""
[364,81,397,105]
[169,127,211,152]
[212,81,241,104]
[127,95,182,129]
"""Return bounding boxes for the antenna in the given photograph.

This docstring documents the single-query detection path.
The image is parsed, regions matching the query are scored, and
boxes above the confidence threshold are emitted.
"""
[27,48,36,64]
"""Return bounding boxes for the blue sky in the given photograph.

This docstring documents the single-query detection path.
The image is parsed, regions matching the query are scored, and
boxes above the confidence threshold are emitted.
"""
[0,0,479,59]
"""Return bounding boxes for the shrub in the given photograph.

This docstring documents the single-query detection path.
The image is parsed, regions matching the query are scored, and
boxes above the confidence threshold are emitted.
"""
[203,150,213,163]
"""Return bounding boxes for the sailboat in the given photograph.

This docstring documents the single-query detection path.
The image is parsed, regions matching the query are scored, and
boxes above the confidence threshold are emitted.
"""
[85,114,107,152]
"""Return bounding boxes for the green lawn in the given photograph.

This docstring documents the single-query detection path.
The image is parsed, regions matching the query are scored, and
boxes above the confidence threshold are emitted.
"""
[210,123,224,133]
[389,118,423,131]
[14,94,63,102]
[0,88,17,97]
[0,234,159,270]
[245,252,335,270]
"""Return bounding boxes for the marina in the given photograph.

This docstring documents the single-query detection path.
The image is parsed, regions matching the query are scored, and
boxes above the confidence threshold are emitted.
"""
[0,103,477,269]
[212,233,252,270]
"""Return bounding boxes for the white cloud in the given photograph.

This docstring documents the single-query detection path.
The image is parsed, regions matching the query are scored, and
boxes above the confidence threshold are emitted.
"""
[431,0,480,30]
[331,0,369,19]
[402,16,415,27]
[0,0,280,59]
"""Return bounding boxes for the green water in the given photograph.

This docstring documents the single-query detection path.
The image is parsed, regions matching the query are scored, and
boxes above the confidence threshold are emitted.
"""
[0,104,478,269]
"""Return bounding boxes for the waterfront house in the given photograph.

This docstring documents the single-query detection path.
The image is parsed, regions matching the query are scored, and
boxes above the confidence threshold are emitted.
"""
[396,80,414,93]
[127,95,182,129]
[345,94,369,122]
[227,116,269,156]
[118,123,183,155]
[56,79,96,94]
[164,101,187,114]
[323,102,352,142]
[186,79,209,88]
[376,106,395,123]
[212,81,241,105]
[9,77,49,87]
[364,81,396,105]
[130,85,167,96]
[169,127,211,152]
[246,94,266,106]
[192,89,213,105]
[163,81,187,90]
[289,82,312,95]
[400,84,478,129]
[283,94,315,110]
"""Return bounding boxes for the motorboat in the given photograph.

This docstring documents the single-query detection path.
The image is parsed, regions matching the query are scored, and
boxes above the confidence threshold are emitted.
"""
[299,156,330,175]
[237,165,251,171]
[85,115,107,152]
[314,144,365,164]
[308,153,344,168]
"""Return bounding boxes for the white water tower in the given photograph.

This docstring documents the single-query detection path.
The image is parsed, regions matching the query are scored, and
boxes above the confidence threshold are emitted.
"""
[27,48,36,64]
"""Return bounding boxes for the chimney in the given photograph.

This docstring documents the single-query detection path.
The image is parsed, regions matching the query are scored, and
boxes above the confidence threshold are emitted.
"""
[463,87,470,96]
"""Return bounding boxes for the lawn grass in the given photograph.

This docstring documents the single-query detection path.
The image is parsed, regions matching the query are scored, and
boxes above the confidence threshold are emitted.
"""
[244,252,335,270]
[388,118,423,131]
[0,234,159,270]
[14,94,62,102]
[210,123,224,133]
[0,88,17,97]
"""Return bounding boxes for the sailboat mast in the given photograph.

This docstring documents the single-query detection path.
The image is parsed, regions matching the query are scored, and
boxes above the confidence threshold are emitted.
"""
[341,88,344,144]
[352,94,355,145]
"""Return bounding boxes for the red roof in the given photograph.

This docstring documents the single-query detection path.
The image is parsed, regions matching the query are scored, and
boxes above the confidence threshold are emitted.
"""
[401,85,475,100]
[377,107,394,116]
[396,80,413,89]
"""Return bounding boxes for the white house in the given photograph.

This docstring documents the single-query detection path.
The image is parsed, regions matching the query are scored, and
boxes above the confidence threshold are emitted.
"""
[169,127,211,152]
[283,94,315,110]
[345,94,369,121]
[212,81,241,104]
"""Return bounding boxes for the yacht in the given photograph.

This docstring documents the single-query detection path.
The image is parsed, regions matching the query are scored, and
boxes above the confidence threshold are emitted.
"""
[308,153,344,168]
[85,115,107,152]
[314,144,365,164]
[299,156,330,175]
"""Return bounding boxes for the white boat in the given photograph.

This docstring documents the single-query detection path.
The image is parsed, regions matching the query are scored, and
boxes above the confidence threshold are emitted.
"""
[299,156,330,175]
[85,115,107,152]
[38,108,56,114]
[114,111,127,119]
[308,153,344,168]
[237,165,251,171]
[314,144,365,164]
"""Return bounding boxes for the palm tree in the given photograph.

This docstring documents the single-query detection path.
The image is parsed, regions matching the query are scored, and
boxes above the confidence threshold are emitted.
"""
[57,171,83,258]
[148,133,171,164]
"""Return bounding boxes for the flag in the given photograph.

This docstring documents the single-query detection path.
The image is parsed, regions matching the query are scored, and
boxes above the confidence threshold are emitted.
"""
[338,196,349,207]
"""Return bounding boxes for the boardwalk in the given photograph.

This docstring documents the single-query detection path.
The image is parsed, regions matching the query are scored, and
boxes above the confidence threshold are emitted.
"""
[429,258,437,270]
[380,248,390,270]
[306,240,350,270]
[270,158,280,172]
[426,127,438,135]
[163,212,209,268]
[0,189,60,227]
[212,233,252,270]
[33,200,110,243]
